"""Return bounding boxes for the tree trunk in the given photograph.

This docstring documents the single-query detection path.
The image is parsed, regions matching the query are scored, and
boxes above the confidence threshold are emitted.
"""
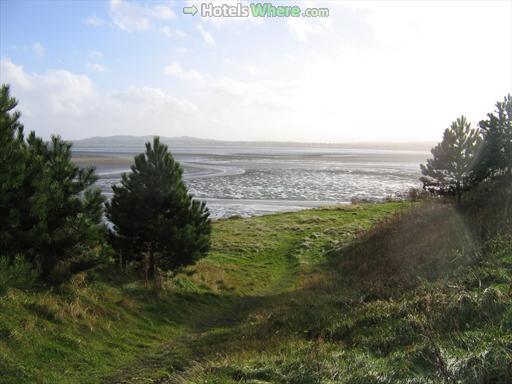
[143,244,156,289]
[118,250,124,273]
[144,254,148,288]
[455,182,462,208]
[40,255,55,282]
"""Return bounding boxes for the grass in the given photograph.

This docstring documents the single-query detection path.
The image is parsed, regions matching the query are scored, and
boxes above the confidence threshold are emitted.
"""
[1,192,511,383]
[0,203,400,384]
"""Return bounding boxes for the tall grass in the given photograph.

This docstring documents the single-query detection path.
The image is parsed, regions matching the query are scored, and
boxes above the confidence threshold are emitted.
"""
[1,190,511,383]
[167,183,512,383]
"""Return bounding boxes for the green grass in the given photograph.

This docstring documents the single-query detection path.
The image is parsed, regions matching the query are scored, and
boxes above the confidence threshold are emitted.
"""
[1,198,511,384]
[0,203,400,384]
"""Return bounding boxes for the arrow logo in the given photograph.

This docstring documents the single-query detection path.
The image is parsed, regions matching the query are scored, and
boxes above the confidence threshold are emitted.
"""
[183,5,198,16]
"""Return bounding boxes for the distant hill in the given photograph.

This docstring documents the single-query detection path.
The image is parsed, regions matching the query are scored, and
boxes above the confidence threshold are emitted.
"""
[73,135,218,148]
[73,135,435,152]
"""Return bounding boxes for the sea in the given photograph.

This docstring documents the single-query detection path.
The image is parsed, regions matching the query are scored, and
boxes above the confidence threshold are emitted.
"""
[72,142,428,219]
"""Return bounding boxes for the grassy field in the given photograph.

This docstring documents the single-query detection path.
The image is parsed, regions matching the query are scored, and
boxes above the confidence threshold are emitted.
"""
[0,203,400,383]
[1,198,511,383]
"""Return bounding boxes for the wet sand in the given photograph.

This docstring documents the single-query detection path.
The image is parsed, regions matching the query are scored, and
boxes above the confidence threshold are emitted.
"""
[72,146,426,218]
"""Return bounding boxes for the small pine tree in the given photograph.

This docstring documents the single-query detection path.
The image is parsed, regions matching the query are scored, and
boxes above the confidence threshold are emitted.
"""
[0,84,106,281]
[0,85,26,263]
[107,137,211,284]
[22,133,106,279]
[473,94,512,181]
[420,116,482,204]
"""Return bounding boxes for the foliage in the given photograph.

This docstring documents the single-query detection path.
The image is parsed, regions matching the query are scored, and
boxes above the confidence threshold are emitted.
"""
[0,203,401,384]
[421,94,512,205]
[420,115,481,203]
[107,137,211,282]
[0,84,106,282]
[0,256,37,294]
[474,93,512,181]
[1,197,511,383]
[22,134,106,280]
[1,83,511,383]
[0,84,26,261]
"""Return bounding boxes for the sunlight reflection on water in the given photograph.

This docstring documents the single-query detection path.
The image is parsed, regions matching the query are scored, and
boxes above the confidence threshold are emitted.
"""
[76,145,426,219]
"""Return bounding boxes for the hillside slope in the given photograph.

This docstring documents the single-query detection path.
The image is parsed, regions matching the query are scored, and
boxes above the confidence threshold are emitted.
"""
[1,186,511,383]
[114,183,511,383]
[1,203,400,384]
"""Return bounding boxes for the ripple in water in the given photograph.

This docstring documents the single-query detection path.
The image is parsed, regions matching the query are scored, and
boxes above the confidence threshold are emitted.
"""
[78,146,425,219]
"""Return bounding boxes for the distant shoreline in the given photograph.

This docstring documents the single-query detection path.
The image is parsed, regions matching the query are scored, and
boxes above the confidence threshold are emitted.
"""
[71,135,435,152]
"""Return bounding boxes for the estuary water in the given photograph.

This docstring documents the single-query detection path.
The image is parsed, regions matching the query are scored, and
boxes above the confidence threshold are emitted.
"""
[72,143,427,219]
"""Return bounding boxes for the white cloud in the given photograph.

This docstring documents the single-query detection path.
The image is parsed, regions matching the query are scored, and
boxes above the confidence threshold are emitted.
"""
[112,86,197,114]
[176,47,189,55]
[197,24,215,47]
[31,42,45,57]
[0,58,32,89]
[1,1,510,142]
[84,15,105,27]
[164,62,202,81]
[203,76,297,110]
[0,58,93,120]
[286,19,323,42]
[224,59,259,76]
[86,62,105,73]
[285,0,335,42]
[109,0,176,32]
[161,26,187,38]
[0,59,198,139]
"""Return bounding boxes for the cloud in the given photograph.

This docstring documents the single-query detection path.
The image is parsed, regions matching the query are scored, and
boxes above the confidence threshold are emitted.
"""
[84,15,105,27]
[285,1,334,43]
[203,76,297,110]
[112,86,198,114]
[86,62,105,72]
[196,24,215,47]
[0,58,93,119]
[109,0,175,32]
[286,19,320,42]
[0,59,198,139]
[161,26,187,38]
[1,1,510,142]
[164,62,202,81]
[224,59,259,76]
[0,58,32,89]
[31,42,45,57]
[176,47,189,55]
[163,61,292,109]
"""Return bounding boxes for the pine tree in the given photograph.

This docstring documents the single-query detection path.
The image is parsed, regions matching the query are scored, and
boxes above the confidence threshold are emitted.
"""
[22,134,106,279]
[0,85,26,262]
[1,84,106,281]
[474,94,512,181]
[107,137,211,284]
[420,116,482,204]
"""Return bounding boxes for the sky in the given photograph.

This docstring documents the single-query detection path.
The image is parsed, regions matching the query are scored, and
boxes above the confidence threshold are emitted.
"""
[0,0,511,142]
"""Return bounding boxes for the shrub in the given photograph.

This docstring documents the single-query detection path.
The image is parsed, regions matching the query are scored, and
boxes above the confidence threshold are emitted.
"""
[0,255,37,293]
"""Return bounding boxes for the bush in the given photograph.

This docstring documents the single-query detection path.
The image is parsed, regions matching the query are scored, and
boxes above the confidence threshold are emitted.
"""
[0,255,37,293]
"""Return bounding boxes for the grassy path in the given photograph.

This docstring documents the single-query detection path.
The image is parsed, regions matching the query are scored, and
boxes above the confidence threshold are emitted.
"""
[4,200,511,383]
[0,203,402,384]
[105,203,402,384]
